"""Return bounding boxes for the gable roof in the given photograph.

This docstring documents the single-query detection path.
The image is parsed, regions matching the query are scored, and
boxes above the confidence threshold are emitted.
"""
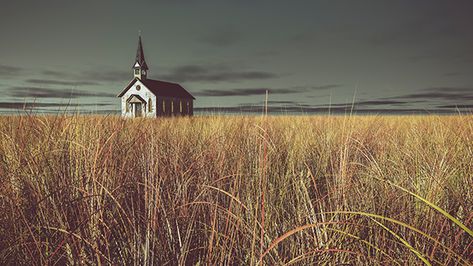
[117,78,195,99]
[127,94,146,103]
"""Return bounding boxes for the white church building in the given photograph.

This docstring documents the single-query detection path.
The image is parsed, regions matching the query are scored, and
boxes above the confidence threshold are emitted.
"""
[117,35,195,117]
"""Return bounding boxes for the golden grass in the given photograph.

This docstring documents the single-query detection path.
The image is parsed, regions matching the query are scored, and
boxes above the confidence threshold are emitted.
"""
[0,114,472,265]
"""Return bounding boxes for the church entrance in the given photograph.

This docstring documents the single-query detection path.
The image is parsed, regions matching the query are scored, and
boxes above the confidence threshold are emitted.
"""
[133,103,142,117]
[127,94,146,118]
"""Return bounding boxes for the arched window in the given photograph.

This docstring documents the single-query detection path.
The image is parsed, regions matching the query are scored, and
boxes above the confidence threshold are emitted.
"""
[162,100,165,113]
[171,100,174,113]
[187,101,190,113]
[179,100,183,113]
[148,98,152,112]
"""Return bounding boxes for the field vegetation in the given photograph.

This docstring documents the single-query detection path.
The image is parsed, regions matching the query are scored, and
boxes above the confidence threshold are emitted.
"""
[0,114,472,265]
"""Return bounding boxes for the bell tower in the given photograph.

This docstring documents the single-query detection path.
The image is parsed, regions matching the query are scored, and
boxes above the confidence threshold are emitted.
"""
[133,33,149,80]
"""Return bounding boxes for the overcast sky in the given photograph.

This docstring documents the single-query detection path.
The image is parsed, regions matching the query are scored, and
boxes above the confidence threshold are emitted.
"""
[1,1,473,114]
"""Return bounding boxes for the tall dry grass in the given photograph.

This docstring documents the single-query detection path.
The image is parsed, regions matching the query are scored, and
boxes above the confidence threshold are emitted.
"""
[0,114,472,265]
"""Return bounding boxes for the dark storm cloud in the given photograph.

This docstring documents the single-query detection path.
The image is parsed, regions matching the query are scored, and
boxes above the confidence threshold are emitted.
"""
[161,64,279,83]
[316,100,410,108]
[305,84,341,91]
[355,100,408,106]
[0,101,111,109]
[201,27,241,47]
[41,70,72,78]
[26,79,99,86]
[40,69,128,82]
[80,70,130,82]
[438,104,473,109]
[0,65,22,77]
[7,87,116,98]
[194,87,307,97]
[194,84,339,97]
[195,88,284,97]
[388,87,473,101]
[266,100,301,105]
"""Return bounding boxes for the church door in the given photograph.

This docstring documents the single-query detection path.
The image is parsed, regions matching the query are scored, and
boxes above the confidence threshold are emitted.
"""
[134,103,143,117]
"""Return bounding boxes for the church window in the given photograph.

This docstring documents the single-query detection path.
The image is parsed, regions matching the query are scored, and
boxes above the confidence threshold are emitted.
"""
[136,85,141,91]
[126,102,129,112]
[187,101,190,113]
[162,100,165,113]
[135,69,139,75]
[171,100,174,113]
[180,100,182,113]
[148,98,152,112]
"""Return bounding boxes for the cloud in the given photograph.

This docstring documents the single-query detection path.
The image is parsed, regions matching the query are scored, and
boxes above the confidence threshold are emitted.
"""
[7,87,116,98]
[40,69,129,82]
[194,84,339,97]
[41,70,70,78]
[194,87,298,97]
[438,104,473,109]
[317,100,410,108]
[160,64,279,83]
[0,65,22,77]
[266,100,301,105]
[80,70,130,82]
[201,27,241,47]
[0,101,111,109]
[305,84,341,91]
[387,87,473,102]
[26,79,99,86]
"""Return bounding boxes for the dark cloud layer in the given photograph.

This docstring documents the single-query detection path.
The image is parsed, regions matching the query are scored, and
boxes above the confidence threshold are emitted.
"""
[0,65,22,77]
[316,100,410,108]
[41,69,129,82]
[26,79,99,86]
[0,101,111,109]
[438,104,473,109]
[7,87,116,99]
[388,87,473,102]
[195,87,299,97]
[80,70,130,82]
[160,64,279,83]
[42,70,68,77]
[194,84,339,97]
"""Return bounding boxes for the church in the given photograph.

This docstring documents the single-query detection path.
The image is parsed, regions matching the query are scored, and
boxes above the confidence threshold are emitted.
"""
[117,35,195,118]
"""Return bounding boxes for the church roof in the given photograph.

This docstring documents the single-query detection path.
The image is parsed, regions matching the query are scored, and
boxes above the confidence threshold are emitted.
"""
[133,35,149,70]
[127,94,145,103]
[117,78,195,99]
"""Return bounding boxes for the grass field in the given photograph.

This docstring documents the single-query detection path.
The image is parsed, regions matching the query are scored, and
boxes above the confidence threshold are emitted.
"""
[0,114,472,265]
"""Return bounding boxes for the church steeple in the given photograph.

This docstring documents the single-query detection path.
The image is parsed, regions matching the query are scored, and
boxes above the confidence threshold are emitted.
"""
[133,32,148,80]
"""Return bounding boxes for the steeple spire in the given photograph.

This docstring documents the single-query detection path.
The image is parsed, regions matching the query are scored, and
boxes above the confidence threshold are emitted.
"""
[134,32,148,70]
[133,32,148,79]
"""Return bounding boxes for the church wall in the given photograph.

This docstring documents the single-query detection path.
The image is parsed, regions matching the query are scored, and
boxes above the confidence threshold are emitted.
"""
[121,79,157,118]
[155,97,193,116]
